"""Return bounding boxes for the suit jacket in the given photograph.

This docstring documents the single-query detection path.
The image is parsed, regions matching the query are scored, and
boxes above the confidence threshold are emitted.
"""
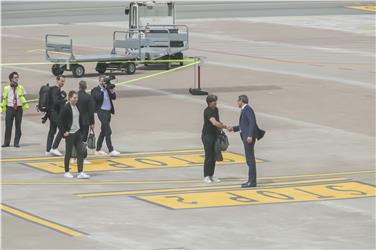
[77,89,95,126]
[58,103,82,137]
[49,86,66,114]
[233,105,262,140]
[91,86,116,114]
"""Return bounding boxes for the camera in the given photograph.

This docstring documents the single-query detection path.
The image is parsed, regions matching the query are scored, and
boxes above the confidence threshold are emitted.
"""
[103,75,116,90]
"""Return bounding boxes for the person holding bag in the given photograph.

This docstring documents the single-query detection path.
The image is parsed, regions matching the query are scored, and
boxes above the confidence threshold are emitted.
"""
[201,94,229,184]
[58,91,90,179]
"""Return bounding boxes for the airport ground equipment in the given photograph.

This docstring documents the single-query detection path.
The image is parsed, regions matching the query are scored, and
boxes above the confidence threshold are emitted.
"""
[45,32,140,78]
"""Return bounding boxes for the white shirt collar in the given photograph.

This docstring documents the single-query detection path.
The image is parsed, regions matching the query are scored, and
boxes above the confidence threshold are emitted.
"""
[241,104,247,110]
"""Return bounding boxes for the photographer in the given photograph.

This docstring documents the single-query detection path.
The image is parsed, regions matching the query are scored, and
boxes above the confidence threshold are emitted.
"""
[46,75,67,156]
[91,75,120,156]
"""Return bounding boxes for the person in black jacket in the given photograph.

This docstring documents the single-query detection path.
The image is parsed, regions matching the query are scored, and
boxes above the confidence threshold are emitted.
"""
[70,81,95,165]
[46,75,66,156]
[58,91,90,179]
[77,81,95,143]
[201,94,229,184]
[91,75,119,157]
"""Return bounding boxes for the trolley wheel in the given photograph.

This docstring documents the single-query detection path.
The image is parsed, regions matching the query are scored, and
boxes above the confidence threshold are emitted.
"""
[72,64,85,78]
[176,52,184,66]
[165,62,171,70]
[96,63,107,74]
[126,62,136,75]
[51,64,64,76]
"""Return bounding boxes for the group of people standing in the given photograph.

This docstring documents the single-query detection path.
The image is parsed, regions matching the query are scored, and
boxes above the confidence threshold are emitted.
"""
[2,72,263,187]
[2,72,121,179]
[201,94,264,188]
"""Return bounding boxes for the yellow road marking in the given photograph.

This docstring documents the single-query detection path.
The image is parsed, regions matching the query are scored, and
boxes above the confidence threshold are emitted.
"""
[137,181,376,209]
[77,178,348,197]
[347,6,376,12]
[23,152,252,173]
[1,149,204,163]
[1,204,85,236]
[2,170,375,185]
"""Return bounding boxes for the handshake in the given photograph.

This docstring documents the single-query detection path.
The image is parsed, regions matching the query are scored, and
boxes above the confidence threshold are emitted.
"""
[224,125,234,132]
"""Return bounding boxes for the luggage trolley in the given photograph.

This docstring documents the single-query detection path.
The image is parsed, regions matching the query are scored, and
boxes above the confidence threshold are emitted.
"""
[45,31,142,78]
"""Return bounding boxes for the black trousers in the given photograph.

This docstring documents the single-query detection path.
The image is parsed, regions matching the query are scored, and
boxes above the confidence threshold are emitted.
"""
[80,124,89,143]
[96,109,113,152]
[46,111,63,151]
[64,130,84,173]
[241,133,257,185]
[4,106,23,146]
[202,134,217,177]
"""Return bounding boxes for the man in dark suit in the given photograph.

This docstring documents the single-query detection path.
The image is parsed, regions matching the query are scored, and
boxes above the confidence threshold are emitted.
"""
[77,81,95,143]
[91,75,119,156]
[46,75,66,156]
[228,95,264,188]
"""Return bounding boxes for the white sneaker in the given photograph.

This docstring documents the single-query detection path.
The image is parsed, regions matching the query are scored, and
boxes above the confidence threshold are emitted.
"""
[84,159,91,164]
[50,148,63,156]
[45,151,52,156]
[210,177,221,183]
[64,172,74,178]
[95,150,107,156]
[70,158,77,164]
[77,172,90,179]
[108,150,120,157]
[204,176,213,184]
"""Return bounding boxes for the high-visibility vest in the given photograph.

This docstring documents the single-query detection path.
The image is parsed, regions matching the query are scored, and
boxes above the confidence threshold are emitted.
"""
[1,84,29,112]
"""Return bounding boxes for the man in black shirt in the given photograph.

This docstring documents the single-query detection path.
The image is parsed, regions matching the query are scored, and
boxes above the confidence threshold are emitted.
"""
[201,94,228,183]
[46,75,66,156]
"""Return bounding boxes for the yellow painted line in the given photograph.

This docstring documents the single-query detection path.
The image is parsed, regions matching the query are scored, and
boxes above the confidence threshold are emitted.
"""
[23,151,251,173]
[347,6,376,12]
[137,181,376,209]
[2,170,375,186]
[76,178,348,197]
[27,49,73,56]
[1,203,85,236]
[0,149,204,162]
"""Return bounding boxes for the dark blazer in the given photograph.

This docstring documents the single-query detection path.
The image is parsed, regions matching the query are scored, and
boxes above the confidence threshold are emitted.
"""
[58,103,82,137]
[91,86,116,114]
[234,105,262,140]
[77,89,95,126]
[49,86,66,114]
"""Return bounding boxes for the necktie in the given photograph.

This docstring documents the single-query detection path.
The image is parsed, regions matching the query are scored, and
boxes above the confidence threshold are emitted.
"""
[12,87,17,110]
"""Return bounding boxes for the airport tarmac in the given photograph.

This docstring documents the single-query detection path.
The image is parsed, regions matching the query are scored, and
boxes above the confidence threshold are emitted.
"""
[1,1,375,249]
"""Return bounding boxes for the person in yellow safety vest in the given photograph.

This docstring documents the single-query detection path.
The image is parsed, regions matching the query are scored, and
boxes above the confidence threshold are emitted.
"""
[1,72,29,148]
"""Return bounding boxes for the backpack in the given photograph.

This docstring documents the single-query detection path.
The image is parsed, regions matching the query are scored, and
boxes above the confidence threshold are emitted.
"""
[37,83,51,113]
[215,130,229,152]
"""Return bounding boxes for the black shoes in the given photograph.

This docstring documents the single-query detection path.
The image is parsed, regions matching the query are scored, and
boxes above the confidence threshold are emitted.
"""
[241,181,257,188]
[1,144,20,148]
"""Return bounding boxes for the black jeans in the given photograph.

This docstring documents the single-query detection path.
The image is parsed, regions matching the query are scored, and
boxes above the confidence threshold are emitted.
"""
[46,111,63,151]
[241,133,257,185]
[4,106,23,146]
[96,109,113,152]
[202,133,217,177]
[64,130,84,173]
[80,124,89,143]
